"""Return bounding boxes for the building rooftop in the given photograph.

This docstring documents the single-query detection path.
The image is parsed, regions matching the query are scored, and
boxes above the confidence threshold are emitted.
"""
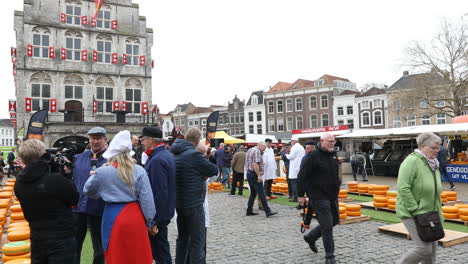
[388,71,448,91]
[356,87,386,97]
[0,119,13,127]
[338,90,361,96]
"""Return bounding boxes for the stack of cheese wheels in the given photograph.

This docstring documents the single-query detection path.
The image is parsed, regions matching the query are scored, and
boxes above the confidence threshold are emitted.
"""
[357,184,369,194]
[444,191,457,202]
[208,182,223,190]
[271,184,280,193]
[338,189,348,199]
[386,191,397,210]
[278,183,289,194]
[339,205,347,219]
[4,258,31,264]
[347,181,358,192]
[373,195,388,208]
[458,207,468,221]
[442,206,459,219]
[372,185,389,196]
[440,192,448,204]
[345,204,362,217]
[2,241,31,262]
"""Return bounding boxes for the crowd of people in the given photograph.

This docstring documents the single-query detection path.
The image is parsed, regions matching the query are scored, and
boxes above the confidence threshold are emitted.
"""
[8,125,451,264]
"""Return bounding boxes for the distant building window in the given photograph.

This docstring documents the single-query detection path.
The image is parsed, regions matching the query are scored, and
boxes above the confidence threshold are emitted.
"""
[194,120,199,125]
[268,119,275,132]
[248,112,254,122]
[126,44,140,66]
[337,120,344,125]
[96,86,114,113]
[347,106,353,115]
[97,40,112,64]
[65,85,82,99]
[422,114,431,125]
[362,112,370,126]
[296,116,303,129]
[65,5,81,25]
[32,33,49,58]
[31,83,50,111]
[374,110,382,125]
[202,119,206,125]
[286,99,293,112]
[420,100,429,109]
[268,101,274,113]
[393,117,402,128]
[277,100,283,113]
[256,111,262,121]
[436,99,445,107]
[437,113,446,124]
[249,125,254,134]
[361,101,369,109]
[321,114,329,127]
[251,95,258,105]
[310,115,318,128]
[295,98,303,111]
[257,124,262,134]
[287,117,294,131]
[97,10,111,29]
[188,121,194,126]
[66,37,82,61]
[321,95,328,108]
[337,107,344,116]
[309,96,317,109]
[277,119,284,131]
[373,99,381,108]
[125,88,142,113]
[347,119,354,129]
[407,115,416,126]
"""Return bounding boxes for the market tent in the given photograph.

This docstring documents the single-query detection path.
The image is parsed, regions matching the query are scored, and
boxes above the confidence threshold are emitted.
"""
[213,131,245,144]
[245,134,277,143]
[291,129,351,140]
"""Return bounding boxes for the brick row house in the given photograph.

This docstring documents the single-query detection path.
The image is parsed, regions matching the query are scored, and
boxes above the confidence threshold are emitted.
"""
[356,88,387,129]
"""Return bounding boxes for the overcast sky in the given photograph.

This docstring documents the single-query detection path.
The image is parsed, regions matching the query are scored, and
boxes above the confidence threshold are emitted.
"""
[1,0,467,118]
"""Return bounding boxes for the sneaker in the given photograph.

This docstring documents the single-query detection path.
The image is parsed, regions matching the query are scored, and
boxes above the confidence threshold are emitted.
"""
[450,185,456,191]
[246,211,259,216]
[363,179,368,182]
[266,211,278,217]
[303,235,318,253]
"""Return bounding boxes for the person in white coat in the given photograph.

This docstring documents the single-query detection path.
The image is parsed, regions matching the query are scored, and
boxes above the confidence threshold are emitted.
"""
[286,139,305,202]
[263,138,278,199]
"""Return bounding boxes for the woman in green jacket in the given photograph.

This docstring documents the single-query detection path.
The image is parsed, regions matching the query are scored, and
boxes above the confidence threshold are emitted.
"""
[396,132,443,264]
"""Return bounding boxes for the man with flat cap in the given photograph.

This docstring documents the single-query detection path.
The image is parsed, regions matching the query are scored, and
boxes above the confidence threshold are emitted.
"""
[73,127,107,264]
[141,126,176,264]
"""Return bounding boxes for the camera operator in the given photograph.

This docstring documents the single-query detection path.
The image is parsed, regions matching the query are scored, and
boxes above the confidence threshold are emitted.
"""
[72,127,108,264]
[14,139,79,263]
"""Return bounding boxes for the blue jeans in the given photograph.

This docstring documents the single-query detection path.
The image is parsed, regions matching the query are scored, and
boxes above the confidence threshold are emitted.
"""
[289,179,298,199]
[150,220,172,264]
[439,166,454,187]
[73,213,104,264]
[221,167,231,188]
[351,160,366,180]
[246,171,271,214]
[304,200,339,260]
[175,205,206,264]
[31,237,76,264]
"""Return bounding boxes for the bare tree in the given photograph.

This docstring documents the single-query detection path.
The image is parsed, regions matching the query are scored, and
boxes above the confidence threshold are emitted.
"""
[404,19,468,117]
[359,82,387,92]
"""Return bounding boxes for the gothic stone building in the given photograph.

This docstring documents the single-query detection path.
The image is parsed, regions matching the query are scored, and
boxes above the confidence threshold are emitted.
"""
[13,0,154,146]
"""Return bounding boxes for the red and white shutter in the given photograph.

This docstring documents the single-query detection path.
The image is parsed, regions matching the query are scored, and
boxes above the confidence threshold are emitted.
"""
[122,54,127,65]
[81,50,88,61]
[121,101,127,112]
[50,99,57,112]
[113,101,120,112]
[93,50,98,62]
[91,17,97,27]
[142,102,149,115]
[11,47,17,57]
[11,57,17,63]
[151,60,154,69]
[49,46,55,58]
[60,48,67,60]
[81,16,88,25]
[25,97,32,112]
[139,56,146,66]
[93,100,98,113]
[111,20,118,29]
[27,45,33,56]
[60,12,66,23]
[10,113,16,119]
[8,100,16,113]
[111,53,118,64]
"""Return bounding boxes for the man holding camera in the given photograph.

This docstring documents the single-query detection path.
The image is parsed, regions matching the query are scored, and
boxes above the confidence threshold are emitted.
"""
[72,127,107,264]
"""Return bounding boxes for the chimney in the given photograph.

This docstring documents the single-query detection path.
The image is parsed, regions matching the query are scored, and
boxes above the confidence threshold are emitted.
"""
[403,71,409,76]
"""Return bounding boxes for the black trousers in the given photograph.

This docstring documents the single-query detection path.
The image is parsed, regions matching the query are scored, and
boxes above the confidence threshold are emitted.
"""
[7,161,15,177]
[150,220,172,264]
[73,213,104,264]
[264,179,274,196]
[31,236,76,264]
[230,171,244,195]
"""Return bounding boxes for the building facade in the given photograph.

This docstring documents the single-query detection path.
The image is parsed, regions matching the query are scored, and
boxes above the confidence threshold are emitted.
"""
[264,75,357,140]
[332,90,360,129]
[0,120,15,147]
[218,96,244,137]
[244,91,266,135]
[355,87,387,129]
[14,0,154,145]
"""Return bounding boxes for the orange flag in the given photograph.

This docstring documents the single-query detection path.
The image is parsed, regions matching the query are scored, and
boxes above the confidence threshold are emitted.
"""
[93,0,103,19]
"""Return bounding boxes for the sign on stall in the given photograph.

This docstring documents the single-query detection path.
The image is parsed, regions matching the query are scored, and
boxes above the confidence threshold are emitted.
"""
[445,165,468,183]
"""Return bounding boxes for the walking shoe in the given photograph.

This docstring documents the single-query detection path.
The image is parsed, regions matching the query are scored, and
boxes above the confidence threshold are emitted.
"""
[325,258,336,264]
[246,211,259,216]
[228,193,235,196]
[363,179,368,182]
[303,235,318,253]
[270,195,278,199]
[238,193,243,196]
[450,185,456,191]
[266,211,278,217]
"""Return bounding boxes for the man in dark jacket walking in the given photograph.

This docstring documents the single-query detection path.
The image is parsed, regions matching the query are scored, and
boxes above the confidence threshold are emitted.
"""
[170,128,218,264]
[7,148,15,178]
[438,141,455,190]
[298,133,340,264]
[141,126,176,263]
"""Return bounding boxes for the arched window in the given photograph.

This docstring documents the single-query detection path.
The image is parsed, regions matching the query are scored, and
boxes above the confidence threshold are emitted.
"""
[30,72,52,111]
[32,26,50,58]
[125,78,143,113]
[309,96,317,109]
[268,119,275,132]
[65,0,82,25]
[64,74,84,99]
[65,30,83,61]
[286,99,293,112]
[296,115,303,129]
[97,4,112,29]
[287,117,294,131]
[125,37,141,66]
[277,100,283,113]
[321,95,328,108]
[97,34,112,64]
[362,112,370,126]
[321,114,329,127]
[310,115,318,128]
[295,98,303,111]
[95,76,115,113]
[373,110,382,125]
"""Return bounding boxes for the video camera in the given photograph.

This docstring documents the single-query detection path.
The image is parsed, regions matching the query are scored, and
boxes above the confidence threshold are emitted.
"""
[297,198,313,233]
[43,146,80,175]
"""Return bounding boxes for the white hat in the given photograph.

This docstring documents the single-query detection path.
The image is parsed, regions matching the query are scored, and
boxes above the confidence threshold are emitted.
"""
[103,130,135,159]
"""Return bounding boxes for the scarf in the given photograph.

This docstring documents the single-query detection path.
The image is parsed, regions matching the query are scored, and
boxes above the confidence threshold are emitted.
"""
[144,143,165,157]
[414,149,439,171]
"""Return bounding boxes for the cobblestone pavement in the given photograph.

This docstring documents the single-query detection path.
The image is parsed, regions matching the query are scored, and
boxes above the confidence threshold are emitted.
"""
[167,193,468,264]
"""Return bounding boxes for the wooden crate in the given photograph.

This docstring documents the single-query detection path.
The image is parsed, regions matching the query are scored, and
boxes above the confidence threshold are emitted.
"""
[339,215,370,225]
[444,218,468,226]
[378,223,468,247]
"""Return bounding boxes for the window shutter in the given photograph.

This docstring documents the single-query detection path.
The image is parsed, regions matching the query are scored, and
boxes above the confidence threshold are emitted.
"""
[50,99,57,112]
[111,20,118,29]
[122,101,127,112]
[60,12,66,23]
[111,53,118,64]
[93,50,98,62]
[139,56,146,66]
[49,47,55,58]
[91,17,97,27]
[27,45,33,56]
[25,97,32,112]
[81,50,88,61]
[81,16,88,25]
[122,54,127,65]
[113,101,120,112]
[142,102,149,115]
[60,48,67,60]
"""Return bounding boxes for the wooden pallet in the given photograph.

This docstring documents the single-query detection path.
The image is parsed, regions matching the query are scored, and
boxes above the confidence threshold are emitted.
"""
[339,215,370,225]
[338,197,354,202]
[358,201,396,213]
[443,200,464,206]
[378,223,468,247]
[444,218,468,226]
[272,192,286,196]
[348,191,373,197]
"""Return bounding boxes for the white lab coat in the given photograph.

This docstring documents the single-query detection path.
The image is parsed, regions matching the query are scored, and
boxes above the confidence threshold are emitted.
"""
[262,147,277,180]
[286,143,305,179]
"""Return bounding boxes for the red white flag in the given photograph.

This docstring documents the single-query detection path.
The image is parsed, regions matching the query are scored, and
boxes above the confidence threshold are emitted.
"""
[111,20,118,29]
[113,101,120,112]
[81,16,88,25]
[112,53,118,64]
[25,97,32,112]
[139,56,146,66]
[27,45,33,56]
[49,46,55,58]
[60,48,67,59]
[60,12,66,23]
[50,99,57,112]
[121,101,127,112]
[93,100,98,113]
[94,0,103,19]
[93,50,98,61]
[82,50,88,61]
[142,102,149,115]
[152,105,157,114]
[8,100,16,113]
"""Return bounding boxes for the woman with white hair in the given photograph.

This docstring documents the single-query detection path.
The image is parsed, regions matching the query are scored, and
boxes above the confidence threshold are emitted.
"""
[84,130,156,264]
[396,132,444,264]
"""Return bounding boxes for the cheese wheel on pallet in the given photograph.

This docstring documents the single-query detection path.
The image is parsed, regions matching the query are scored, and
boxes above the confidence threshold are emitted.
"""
[445,191,457,197]
[10,205,22,212]
[348,188,358,193]
[2,241,30,256]
[338,194,347,199]
[458,208,468,216]
[387,204,396,210]
[442,206,459,213]
[339,189,348,195]
[454,204,468,209]
[3,256,31,263]
[373,185,389,190]
[339,207,346,214]
[347,211,361,217]
[373,202,387,208]
[345,204,361,211]
[7,227,30,234]
[373,190,387,195]
[373,197,388,203]
[0,192,13,198]
[7,230,30,241]
[339,213,347,219]
[10,212,25,220]
[8,222,29,228]
[460,215,468,221]
[339,202,346,207]
[387,198,396,205]
[386,191,397,197]
[442,212,459,219]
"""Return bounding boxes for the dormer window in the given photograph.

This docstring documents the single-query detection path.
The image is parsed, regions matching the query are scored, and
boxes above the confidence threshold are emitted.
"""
[251,95,258,105]
[314,80,325,86]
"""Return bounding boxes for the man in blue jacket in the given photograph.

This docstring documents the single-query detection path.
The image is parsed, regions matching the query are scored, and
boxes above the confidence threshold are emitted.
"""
[141,126,176,264]
[170,128,218,264]
[73,127,107,264]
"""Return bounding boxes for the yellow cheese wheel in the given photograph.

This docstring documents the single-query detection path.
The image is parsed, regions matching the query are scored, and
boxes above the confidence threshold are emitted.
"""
[347,181,358,185]
[2,186,14,191]
[10,205,22,213]
[460,215,468,221]
[373,197,388,203]
[2,241,30,256]
[3,256,31,263]
[0,192,13,198]
[386,191,397,197]
[374,202,387,208]
[347,210,362,217]
[442,206,459,213]
[348,188,358,192]
[8,222,29,228]
[447,196,457,201]
[339,189,348,195]
[339,213,347,219]
[445,191,457,197]
[454,204,468,209]
[339,202,346,207]
[441,199,448,204]
[387,198,396,205]
[458,208,468,216]
[373,185,389,190]
[338,194,348,199]
[10,212,25,220]
[358,189,368,193]
[7,227,30,234]
[373,190,388,195]
[357,184,369,189]
[7,230,30,241]
[442,212,459,219]
[339,207,346,214]
[345,204,361,212]
[387,204,396,210]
